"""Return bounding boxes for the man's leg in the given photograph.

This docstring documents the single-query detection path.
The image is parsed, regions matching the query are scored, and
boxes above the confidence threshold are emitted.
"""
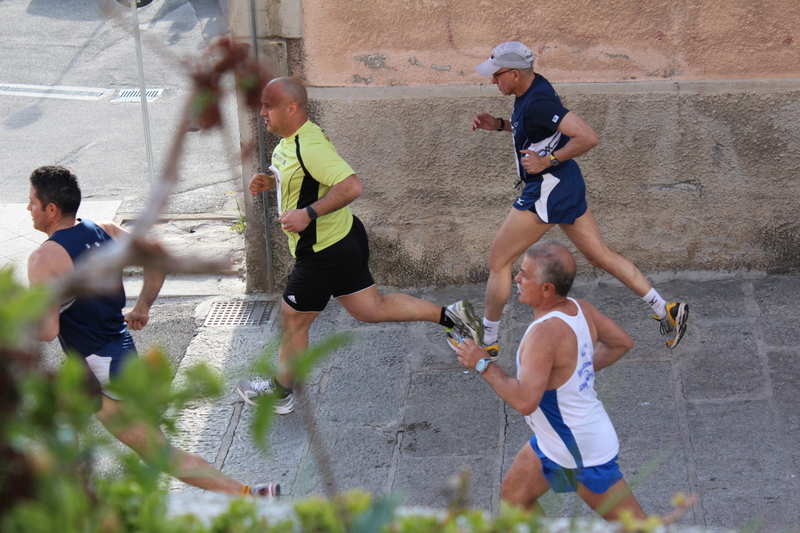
[577,478,647,521]
[276,300,320,389]
[485,208,553,322]
[337,286,441,323]
[559,208,653,297]
[96,396,245,494]
[500,442,551,513]
[237,301,320,413]
[560,209,689,348]
[338,286,482,353]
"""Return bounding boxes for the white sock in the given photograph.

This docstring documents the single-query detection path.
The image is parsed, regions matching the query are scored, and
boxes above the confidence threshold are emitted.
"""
[482,318,501,345]
[643,288,667,319]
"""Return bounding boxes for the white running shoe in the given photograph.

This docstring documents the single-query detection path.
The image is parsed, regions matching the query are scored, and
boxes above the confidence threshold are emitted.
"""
[251,483,281,498]
[444,300,483,347]
[236,377,294,414]
[446,329,499,360]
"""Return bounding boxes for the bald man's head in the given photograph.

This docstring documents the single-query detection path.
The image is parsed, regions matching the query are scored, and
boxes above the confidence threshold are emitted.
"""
[260,77,309,137]
[263,77,308,109]
[524,241,576,297]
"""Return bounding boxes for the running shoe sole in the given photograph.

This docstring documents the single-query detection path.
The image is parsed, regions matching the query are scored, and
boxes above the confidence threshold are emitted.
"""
[666,303,689,349]
[445,300,484,345]
[236,383,259,406]
[482,344,499,360]
[273,394,294,415]
[446,329,499,360]
[445,329,461,351]
[252,483,281,497]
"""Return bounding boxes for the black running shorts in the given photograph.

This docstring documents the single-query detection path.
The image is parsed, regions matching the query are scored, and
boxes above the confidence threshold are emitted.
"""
[282,216,375,313]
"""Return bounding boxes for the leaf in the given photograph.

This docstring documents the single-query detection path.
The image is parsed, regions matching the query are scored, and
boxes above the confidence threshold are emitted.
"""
[251,390,277,453]
[0,268,49,347]
[290,333,354,381]
[350,493,402,533]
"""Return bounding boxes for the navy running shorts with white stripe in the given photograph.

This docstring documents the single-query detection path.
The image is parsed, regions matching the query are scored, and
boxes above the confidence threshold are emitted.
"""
[513,160,587,225]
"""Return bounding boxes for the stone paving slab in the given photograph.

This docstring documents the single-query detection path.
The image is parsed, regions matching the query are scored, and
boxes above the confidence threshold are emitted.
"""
[156,274,800,532]
[16,196,800,532]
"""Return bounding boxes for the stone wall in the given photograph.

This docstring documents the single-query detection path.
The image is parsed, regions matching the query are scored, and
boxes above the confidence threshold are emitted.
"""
[228,0,800,291]
[306,80,800,287]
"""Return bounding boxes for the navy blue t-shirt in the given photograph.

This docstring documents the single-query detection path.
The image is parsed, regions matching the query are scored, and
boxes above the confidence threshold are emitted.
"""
[511,74,572,183]
[48,220,128,357]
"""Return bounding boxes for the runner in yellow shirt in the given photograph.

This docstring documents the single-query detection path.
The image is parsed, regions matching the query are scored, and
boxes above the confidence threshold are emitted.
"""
[269,119,355,256]
[237,77,483,414]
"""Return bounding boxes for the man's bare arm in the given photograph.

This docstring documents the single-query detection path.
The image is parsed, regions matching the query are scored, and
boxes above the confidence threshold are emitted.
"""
[249,172,277,195]
[311,174,362,216]
[124,266,166,330]
[278,174,362,233]
[582,301,634,372]
[552,111,600,161]
[520,111,600,174]
[27,243,73,342]
[457,323,557,416]
[98,221,166,331]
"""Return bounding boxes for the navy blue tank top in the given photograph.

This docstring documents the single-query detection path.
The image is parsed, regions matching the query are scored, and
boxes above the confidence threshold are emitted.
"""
[48,220,127,357]
[511,74,573,183]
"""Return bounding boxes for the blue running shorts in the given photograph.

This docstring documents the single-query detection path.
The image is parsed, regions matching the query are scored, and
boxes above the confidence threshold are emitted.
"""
[514,161,587,224]
[84,331,137,401]
[530,435,623,494]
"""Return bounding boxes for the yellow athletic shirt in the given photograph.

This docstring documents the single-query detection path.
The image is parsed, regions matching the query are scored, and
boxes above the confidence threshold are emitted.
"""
[270,120,355,257]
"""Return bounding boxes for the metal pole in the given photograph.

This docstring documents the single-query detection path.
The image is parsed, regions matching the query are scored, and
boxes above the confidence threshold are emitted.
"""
[130,1,156,191]
[248,0,275,293]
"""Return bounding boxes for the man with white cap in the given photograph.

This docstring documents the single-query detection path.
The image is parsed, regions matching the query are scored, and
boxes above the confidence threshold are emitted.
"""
[458,41,688,358]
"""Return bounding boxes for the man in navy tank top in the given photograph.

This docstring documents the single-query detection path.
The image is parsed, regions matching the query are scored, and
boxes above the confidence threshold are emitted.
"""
[26,165,278,497]
[463,42,688,360]
[455,242,647,520]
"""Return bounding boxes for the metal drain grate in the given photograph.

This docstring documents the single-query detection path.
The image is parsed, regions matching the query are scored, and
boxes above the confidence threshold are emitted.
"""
[204,300,275,327]
[0,83,111,100]
[112,88,164,102]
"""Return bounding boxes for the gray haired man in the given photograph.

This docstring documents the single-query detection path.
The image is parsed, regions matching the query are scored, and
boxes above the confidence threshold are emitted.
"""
[461,41,688,359]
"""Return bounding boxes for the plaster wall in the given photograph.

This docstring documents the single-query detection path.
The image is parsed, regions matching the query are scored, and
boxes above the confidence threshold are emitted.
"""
[301,0,799,86]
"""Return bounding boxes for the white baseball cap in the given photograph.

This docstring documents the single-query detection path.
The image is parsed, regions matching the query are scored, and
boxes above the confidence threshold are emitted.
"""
[476,41,535,76]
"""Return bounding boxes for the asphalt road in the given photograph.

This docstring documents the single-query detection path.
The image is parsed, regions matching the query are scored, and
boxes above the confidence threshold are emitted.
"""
[0,0,239,208]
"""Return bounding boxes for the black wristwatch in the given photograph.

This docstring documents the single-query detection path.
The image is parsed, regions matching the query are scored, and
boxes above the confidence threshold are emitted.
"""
[549,154,559,166]
[306,205,318,220]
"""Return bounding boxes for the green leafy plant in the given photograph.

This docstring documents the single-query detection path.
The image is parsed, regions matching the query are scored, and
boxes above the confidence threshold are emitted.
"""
[0,264,698,532]
[0,276,224,532]
[228,191,246,234]
[0,267,49,347]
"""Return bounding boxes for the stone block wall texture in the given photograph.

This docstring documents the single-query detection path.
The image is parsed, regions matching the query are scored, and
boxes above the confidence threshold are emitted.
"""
[232,0,800,290]
[307,83,800,286]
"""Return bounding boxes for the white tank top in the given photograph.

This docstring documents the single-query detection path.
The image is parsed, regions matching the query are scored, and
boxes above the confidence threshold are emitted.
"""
[516,298,619,469]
